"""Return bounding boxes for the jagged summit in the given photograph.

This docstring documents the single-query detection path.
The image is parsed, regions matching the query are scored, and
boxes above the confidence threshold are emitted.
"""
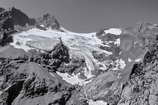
[36,13,60,30]
[11,7,36,26]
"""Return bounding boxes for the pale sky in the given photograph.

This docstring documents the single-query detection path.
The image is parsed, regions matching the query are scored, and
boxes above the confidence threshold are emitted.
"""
[0,0,158,32]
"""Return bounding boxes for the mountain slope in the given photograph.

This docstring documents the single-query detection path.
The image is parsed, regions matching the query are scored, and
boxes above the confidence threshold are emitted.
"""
[0,7,158,105]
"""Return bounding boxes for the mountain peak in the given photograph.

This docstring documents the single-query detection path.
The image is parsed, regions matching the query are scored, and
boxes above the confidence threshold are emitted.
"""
[36,13,60,30]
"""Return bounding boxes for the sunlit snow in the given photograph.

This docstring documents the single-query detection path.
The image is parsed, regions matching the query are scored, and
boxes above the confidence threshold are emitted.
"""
[114,38,120,46]
[135,58,142,62]
[10,27,123,82]
[105,28,122,35]
[128,58,132,62]
[88,100,107,105]
[56,72,91,85]
[112,59,126,70]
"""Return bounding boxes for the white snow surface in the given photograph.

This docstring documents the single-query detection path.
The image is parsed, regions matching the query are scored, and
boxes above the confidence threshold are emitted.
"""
[11,28,104,51]
[89,100,107,105]
[56,72,91,85]
[114,38,120,46]
[104,28,122,35]
[135,58,142,62]
[112,59,126,70]
[128,58,132,62]
[10,27,123,81]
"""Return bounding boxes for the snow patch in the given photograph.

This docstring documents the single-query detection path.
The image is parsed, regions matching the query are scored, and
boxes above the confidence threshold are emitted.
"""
[118,59,126,69]
[112,59,126,70]
[105,28,122,35]
[114,38,120,46]
[128,58,132,62]
[88,100,107,105]
[97,62,108,71]
[135,58,142,62]
[56,72,91,86]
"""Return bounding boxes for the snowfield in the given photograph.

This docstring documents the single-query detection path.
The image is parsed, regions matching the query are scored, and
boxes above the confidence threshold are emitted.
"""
[56,72,92,86]
[10,27,125,86]
[89,100,107,105]
[104,28,122,35]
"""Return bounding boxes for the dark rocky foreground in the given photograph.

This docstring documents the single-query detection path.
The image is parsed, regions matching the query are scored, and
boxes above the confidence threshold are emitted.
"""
[0,7,158,105]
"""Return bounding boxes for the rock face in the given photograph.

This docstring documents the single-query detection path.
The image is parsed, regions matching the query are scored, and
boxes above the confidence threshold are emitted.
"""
[0,50,74,105]
[117,43,158,105]
[11,7,35,26]
[11,62,73,105]
[1,7,158,105]
[84,71,120,104]
[0,8,14,46]
[49,38,70,69]
[36,13,60,30]
[0,7,36,46]
[83,23,158,105]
